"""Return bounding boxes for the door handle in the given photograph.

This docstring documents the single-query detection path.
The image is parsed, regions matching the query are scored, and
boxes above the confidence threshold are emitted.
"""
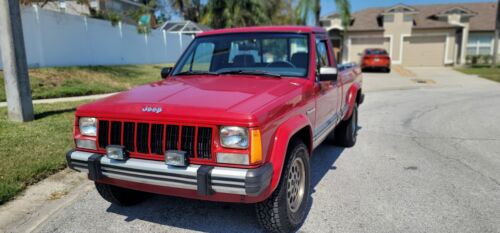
[306,108,315,115]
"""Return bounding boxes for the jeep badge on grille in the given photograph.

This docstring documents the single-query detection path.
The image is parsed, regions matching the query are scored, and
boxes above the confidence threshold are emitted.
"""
[142,106,162,113]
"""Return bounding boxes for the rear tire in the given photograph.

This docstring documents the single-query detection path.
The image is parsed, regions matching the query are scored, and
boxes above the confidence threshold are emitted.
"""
[95,182,150,206]
[256,139,310,233]
[333,103,358,147]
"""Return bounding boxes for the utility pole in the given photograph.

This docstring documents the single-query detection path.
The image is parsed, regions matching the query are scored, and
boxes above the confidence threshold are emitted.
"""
[491,0,499,69]
[0,0,34,122]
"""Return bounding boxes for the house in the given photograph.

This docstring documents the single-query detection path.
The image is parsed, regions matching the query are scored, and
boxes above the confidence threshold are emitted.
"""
[159,21,212,37]
[320,2,499,66]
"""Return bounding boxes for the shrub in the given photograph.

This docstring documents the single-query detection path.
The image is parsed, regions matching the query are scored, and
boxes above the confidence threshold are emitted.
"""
[466,55,494,65]
[481,55,492,64]
[91,10,122,27]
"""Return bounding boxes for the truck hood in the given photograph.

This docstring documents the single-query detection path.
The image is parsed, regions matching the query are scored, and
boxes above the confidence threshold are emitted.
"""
[77,75,305,125]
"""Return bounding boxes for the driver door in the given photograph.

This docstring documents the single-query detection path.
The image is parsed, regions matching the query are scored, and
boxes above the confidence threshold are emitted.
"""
[313,38,341,140]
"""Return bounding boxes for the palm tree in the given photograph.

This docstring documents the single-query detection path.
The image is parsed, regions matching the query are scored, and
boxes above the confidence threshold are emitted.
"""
[201,0,270,29]
[335,0,351,30]
[296,0,319,25]
[169,0,202,22]
[296,0,351,28]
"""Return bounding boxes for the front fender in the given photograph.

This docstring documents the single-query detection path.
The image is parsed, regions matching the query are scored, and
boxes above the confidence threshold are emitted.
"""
[262,114,312,198]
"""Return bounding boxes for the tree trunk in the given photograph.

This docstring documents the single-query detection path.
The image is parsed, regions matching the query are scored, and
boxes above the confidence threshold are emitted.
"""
[314,0,321,26]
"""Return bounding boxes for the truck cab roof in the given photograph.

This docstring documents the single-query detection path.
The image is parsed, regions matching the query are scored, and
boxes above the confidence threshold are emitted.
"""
[197,26,327,37]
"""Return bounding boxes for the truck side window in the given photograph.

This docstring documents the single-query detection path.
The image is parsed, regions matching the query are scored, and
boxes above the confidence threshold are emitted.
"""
[181,42,215,72]
[315,39,329,67]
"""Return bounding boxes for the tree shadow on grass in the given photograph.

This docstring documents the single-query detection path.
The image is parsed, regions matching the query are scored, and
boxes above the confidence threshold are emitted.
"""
[35,108,76,120]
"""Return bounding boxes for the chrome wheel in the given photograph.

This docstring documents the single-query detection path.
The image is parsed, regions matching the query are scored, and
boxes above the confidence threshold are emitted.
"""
[286,157,306,213]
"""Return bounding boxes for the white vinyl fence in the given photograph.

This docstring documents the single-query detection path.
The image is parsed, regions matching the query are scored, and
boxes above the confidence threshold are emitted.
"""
[0,6,193,69]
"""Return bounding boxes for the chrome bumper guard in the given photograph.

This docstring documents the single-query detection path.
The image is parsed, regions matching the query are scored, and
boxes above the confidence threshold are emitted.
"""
[66,150,272,196]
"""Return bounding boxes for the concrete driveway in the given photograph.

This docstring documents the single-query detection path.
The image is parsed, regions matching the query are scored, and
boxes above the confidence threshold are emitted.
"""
[363,66,497,92]
[1,67,499,233]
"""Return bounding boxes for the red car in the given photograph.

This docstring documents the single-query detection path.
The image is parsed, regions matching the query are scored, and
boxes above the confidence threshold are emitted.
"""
[360,48,391,73]
[67,26,363,232]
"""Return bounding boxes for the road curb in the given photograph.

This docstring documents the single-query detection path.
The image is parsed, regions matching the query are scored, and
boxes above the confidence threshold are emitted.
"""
[0,169,93,233]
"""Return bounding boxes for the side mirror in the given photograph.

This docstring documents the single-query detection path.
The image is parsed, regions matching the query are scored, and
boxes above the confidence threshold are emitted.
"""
[319,67,338,82]
[161,67,172,79]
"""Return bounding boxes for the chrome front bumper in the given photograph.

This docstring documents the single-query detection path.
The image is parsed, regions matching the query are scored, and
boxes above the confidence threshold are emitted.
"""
[66,150,272,196]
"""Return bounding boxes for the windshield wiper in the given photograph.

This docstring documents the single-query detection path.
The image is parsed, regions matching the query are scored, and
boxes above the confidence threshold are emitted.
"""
[174,70,219,76]
[217,70,281,78]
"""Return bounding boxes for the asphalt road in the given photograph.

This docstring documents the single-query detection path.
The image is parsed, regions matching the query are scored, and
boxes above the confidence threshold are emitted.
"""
[32,71,500,233]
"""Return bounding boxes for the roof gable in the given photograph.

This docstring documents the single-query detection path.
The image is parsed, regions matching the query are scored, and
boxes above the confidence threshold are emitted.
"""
[436,6,476,17]
[382,4,418,14]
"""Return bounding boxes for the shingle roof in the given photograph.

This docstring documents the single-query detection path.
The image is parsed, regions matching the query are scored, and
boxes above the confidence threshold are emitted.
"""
[333,2,498,32]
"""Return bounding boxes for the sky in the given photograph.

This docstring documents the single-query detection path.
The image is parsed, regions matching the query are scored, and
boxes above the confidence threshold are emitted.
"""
[320,0,497,16]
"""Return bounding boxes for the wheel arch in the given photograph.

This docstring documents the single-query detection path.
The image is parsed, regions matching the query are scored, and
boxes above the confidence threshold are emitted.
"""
[264,114,313,197]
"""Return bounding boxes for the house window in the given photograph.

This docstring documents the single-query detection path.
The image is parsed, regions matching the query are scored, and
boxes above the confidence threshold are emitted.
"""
[384,15,394,22]
[403,14,413,22]
[467,35,493,55]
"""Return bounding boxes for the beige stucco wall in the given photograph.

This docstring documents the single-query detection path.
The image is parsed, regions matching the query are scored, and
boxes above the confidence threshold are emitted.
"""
[383,12,413,62]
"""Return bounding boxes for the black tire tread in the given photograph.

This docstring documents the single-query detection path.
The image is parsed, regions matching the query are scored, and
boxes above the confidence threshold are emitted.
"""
[256,139,309,233]
[333,103,358,147]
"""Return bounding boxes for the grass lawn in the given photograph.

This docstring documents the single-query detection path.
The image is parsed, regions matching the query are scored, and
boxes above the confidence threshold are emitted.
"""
[0,64,170,102]
[0,101,87,204]
[456,65,500,83]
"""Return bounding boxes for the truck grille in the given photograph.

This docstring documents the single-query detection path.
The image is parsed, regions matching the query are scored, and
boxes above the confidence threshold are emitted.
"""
[97,120,214,160]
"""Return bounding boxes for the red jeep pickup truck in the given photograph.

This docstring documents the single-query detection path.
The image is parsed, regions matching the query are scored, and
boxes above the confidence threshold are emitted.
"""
[67,26,363,232]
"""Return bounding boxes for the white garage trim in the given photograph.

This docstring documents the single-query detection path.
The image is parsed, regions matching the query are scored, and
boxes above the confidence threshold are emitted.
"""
[395,33,453,65]
[346,35,392,62]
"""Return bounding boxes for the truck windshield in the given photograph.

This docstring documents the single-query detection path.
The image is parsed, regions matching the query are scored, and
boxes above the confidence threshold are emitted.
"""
[172,33,310,78]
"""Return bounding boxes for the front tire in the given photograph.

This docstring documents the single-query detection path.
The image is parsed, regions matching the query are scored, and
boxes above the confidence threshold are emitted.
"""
[256,139,311,233]
[333,103,358,147]
[95,182,150,206]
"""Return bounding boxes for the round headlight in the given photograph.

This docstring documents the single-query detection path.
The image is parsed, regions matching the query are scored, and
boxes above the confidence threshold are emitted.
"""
[220,126,248,149]
[79,117,97,136]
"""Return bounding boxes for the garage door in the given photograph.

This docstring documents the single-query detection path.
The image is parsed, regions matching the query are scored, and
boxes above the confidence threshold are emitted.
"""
[349,37,390,62]
[403,36,446,66]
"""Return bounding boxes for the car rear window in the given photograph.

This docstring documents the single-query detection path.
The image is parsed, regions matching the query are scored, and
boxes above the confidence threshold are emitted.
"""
[366,49,388,55]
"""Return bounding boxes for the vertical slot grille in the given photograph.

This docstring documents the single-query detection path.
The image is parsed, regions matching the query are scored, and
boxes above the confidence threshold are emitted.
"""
[181,126,195,157]
[96,119,213,160]
[98,120,109,148]
[123,122,135,152]
[197,127,212,159]
[110,121,122,145]
[166,125,179,150]
[150,124,164,155]
[137,123,149,154]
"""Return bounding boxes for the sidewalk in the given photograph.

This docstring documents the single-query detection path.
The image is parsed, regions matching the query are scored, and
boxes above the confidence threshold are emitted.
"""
[0,93,117,107]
